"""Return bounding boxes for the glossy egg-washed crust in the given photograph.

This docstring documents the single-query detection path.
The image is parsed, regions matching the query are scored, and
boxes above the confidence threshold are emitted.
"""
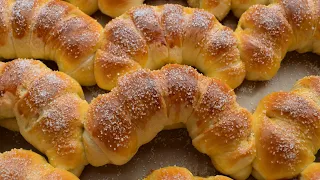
[0,59,88,176]
[95,4,245,90]
[0,0,103,86]
[84,64,255,180]
[253,76,320,180]
[144,166,232,180]
[235,0,320,81]
[0,149,79,180]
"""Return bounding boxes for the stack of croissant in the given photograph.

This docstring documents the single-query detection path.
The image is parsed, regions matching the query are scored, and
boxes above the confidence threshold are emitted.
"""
[1,0,320,180]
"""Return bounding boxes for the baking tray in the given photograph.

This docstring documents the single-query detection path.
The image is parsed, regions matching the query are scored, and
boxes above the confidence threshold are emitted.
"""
[1,0,320,179]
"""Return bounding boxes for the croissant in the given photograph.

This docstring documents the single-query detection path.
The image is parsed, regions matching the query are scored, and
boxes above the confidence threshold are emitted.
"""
[0,0,103,86]
[0,149,79,180]
[235,0,320,81]
[144,166,232,180]
[95,4,245,90]
[300,163,320,180]
[252,76,320,179]
[84,64,255,179]
[0,59,88,176]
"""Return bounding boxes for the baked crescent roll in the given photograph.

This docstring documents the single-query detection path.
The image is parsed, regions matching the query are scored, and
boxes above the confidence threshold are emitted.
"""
[235,0,320,81]
[144,166,232,180]
[0,149,79,180]
[253,76,320,179]
[0,59,88,176]
[95,4,245,90]
[0,0,103,86]
[84,64,255,179]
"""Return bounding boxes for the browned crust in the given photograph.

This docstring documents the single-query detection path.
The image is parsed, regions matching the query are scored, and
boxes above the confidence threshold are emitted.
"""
[86,93,138,154]
[116,69,167,128]
[157,64,199,109]
[0,59,49,95]
[129,5,167,45]
[161,4,184,50]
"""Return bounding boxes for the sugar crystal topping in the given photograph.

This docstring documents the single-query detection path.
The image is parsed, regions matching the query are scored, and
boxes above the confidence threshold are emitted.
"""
[195,80,233,120]
[27,73,64,108]
[163,66,198,106]
[162,5,184,37]
[91,95,133,151]
[39,95,82,156]
[117,70,163,125]
[12,0,34,37]
[190,10,212,29]
[108,19,147,56]
[0,150,31,179]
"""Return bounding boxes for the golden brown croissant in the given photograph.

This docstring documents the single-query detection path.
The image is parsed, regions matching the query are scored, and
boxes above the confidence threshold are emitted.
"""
[0,149,79,180]
[0,0,103,86]
[253,76,320,179]
[0,59,88,176]
[300,163,320,180]
[84,64,255,179]
[95,4,245,90]
[144,166,232,180]
[235,0,320,81]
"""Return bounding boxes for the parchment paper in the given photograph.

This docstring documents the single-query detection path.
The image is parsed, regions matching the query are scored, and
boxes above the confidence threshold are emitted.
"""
[1,0,320,179]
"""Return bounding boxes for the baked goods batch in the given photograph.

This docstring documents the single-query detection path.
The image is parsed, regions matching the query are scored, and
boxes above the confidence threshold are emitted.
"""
[0,0,320,180]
